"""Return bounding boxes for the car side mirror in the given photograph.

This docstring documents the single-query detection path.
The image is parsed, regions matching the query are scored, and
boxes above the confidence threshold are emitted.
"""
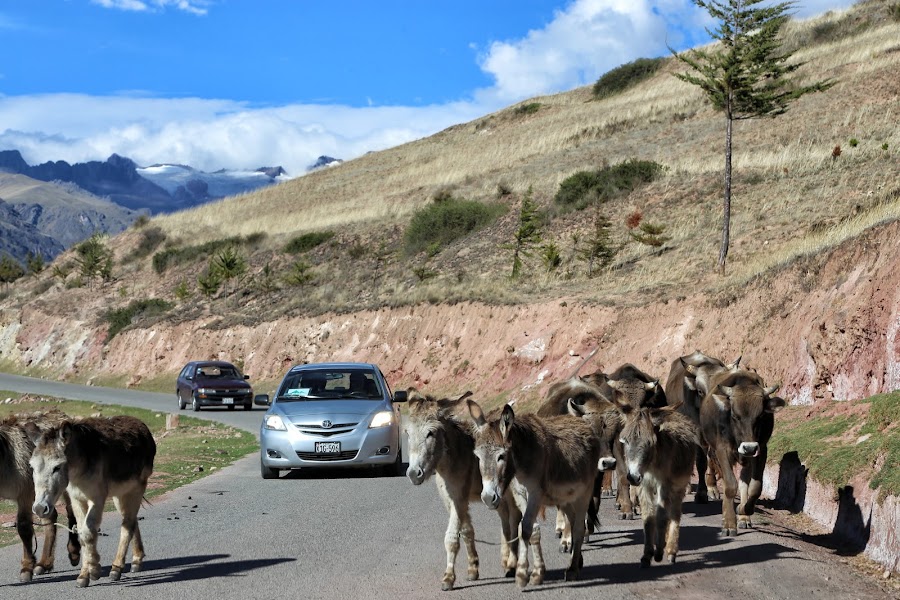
[254,394,271,406]
[244,375,250,380]
[186,376,193,381]
[393,390,408,403]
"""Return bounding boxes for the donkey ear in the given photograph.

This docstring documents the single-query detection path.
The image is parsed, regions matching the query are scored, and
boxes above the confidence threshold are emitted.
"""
[567,398,586,417]
[728,355,742,369]
[467,400,486,427]
[456,390,474,403]
[500,404,515,441]
[712,394,729,411]
[59,422,73,444]
[22,421,43,445]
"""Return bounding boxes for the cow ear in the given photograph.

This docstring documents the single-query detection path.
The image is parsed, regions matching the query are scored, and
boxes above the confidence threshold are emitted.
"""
[567,398,586,417]
[684,376,697,391]
[467,399,486,427]
[612,393,632,414]
[684,364,698,376]
[500,404,515,441]
[766,396,787,413]
[456,391,473,403]
[712,394,729,411]
[23,421,43,445]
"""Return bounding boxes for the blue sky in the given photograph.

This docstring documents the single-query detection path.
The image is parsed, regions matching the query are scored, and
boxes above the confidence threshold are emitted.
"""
[0,0,854,176]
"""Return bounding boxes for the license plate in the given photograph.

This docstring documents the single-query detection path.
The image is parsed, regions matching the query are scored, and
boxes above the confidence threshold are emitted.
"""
[222,397,233,405]
[315,442,341,454]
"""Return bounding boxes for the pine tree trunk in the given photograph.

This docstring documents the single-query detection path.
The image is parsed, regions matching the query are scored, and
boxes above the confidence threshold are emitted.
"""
[718,113,733,275]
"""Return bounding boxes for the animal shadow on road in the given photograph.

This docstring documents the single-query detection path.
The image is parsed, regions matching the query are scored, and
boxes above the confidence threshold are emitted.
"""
[2,554,296,588]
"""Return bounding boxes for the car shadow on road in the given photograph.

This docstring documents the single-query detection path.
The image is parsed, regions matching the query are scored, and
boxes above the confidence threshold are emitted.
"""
[277,462,409,480]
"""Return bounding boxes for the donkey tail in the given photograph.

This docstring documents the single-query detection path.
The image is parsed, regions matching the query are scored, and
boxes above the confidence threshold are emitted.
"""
[586,496,601,534]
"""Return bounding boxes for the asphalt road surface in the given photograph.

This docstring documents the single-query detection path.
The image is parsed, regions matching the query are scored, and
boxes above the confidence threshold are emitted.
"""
[0,373,894,599]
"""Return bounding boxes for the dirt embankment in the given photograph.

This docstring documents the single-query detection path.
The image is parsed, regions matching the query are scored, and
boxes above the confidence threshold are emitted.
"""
[1,222,899,571]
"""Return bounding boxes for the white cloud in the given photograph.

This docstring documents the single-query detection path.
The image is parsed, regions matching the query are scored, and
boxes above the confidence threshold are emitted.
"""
[1,0,852,177]
[91,0,210,16]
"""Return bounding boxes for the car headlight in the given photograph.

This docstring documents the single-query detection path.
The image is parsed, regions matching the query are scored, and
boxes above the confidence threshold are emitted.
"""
[369,411,393,429]
[196,388,209,397]
[264,415,287,431]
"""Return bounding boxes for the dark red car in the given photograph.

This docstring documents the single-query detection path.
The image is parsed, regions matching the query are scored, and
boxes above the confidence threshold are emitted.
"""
[176,360,253,411]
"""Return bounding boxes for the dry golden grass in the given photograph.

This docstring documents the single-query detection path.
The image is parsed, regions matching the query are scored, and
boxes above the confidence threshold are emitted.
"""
[55,0,900,318]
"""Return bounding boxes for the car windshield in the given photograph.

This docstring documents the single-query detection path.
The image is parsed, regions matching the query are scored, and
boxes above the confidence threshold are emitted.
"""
[196,365,240,379]
[275,369,382,401]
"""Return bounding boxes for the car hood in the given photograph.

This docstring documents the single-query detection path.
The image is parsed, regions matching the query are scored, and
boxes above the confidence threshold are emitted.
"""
[195,379,250,389]
[273,399,386,421]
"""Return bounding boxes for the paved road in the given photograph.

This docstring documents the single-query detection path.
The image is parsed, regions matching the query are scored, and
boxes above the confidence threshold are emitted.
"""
[0,373,893,599]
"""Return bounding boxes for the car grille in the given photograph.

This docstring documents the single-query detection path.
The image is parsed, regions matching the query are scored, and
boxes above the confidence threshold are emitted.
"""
[296,450,359,462]
[294,422,358,437]
[205,389,251,397]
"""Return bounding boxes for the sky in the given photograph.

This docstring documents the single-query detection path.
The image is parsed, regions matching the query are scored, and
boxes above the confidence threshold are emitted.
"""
[0,0,856,176]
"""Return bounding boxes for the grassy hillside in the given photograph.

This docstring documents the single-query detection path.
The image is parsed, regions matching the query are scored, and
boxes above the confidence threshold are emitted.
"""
[2,1,899,327]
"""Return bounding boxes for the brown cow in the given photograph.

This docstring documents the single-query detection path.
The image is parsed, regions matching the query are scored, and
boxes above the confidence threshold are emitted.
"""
[468,400,599,588]
[405,389,528,590]
[699,370,784,535]
[664,350,740,502]
[613,398,698,566]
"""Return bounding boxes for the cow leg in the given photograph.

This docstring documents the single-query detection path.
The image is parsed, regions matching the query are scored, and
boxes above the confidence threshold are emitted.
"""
[601,469,615,498]
[33,505,58,576]
[705,450,721,500]
[695,446,710,503]
[714,447,738,536]
[738,449,767,529]
[497,498,519,577]
[15,498,37,583]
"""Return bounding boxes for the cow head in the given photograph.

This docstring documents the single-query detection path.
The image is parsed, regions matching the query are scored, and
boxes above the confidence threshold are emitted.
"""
[607,376,662,409]
[467,400,516,510]
[568,395,621,471]
[681,351,741,397]
[712,380,785,457]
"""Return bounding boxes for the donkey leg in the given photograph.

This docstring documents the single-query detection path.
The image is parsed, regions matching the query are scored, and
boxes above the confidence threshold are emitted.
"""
[70,497,102,587]
[562,501,587,581]
[110,492,143,582]
[33,505,58,576]
[653,504,668,563]
[527,519,545,586]
[694,447,710,503]
[555,507,566,539]
[459,510,479,582]
[638,484,655,567]
[664,486,686,563]
[558,508,572,553]
[15,500,37,583]
[515,494,541,589]
[64,493,81,567]
[497,499,518,577]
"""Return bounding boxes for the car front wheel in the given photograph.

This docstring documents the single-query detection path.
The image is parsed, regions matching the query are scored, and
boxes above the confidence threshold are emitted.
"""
[261,461,280,479]
[192,396,201,412]
[177,392,186,410]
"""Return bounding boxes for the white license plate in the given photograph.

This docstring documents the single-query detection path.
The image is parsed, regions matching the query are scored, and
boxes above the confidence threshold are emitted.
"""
[222,397,233,405]
[315,442,341,454]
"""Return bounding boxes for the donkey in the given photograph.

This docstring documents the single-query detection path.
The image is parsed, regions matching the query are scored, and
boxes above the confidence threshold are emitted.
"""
[0,411,79,582]
[405,389,528,591]
[613,398,698,567]
[468,399,599,588]
[26,415,156,587]
[538,376,614,549]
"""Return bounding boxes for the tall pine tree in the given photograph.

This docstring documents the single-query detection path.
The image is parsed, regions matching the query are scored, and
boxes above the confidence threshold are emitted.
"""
[671,0,834,273]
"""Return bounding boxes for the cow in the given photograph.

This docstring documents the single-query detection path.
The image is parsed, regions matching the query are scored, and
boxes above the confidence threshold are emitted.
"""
[613,397,698,566]
[468,399,600,588]
[699,369,784,536]
[664,350,741,502]
[405,389,529,590]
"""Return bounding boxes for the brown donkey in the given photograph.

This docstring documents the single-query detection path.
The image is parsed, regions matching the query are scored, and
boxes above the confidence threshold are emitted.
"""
[468,400,599,588]
[614,399,698,566]
[26,415,156,587]
[405,390,527,590]
[0,411,78,582]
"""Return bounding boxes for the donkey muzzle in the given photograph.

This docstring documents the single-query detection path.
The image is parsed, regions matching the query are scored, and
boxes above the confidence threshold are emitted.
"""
[626,472,642,486]
[32,500,52,518]
[406,465,426,485]
[599,456,617,471]
[481,489,501,510]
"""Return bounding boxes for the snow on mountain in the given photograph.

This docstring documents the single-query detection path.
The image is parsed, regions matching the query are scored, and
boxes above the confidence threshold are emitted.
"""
[137,163,291,199]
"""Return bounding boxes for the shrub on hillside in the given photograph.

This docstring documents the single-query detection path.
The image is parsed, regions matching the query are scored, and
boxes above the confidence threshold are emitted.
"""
[403,195,506,256]
[152,234,263,274]
[283,231,334,254]
[555,159,664,210]
[513,102,542,116]
[104,298,174,340]
[592,57,665,100]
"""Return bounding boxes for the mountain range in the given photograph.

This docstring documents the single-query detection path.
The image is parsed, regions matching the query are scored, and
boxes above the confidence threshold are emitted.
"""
[0,150,293,264]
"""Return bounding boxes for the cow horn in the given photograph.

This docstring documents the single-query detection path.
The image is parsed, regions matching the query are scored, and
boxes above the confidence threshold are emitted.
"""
[763,384,781,397]
[644,380,658,391]
[607,379,622,390]
[728,355,742,369]
[456,391,473,402]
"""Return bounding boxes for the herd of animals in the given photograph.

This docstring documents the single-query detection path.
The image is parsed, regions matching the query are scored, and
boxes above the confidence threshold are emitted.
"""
[404,349,785,590]
[0,348,783,590]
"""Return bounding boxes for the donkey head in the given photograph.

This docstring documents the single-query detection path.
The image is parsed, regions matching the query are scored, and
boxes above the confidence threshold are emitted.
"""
[405,389,471,485]
[24,421,72,518]
[614,399,682,486]
[467,399,516,510]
